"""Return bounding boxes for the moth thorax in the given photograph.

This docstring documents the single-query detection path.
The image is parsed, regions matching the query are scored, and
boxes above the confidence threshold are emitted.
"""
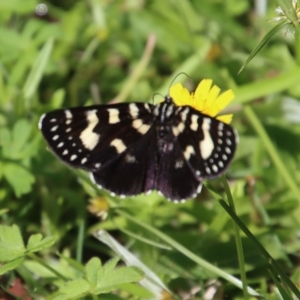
[154,102,175,123]
[157,124,171,138]
[157,138,174,153]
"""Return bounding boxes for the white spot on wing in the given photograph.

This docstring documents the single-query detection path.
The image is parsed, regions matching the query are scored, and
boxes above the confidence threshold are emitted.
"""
[65,110,72,119]
[89,173,96,184]
[62,149,68,155]
[144,103,151,111]
[107,108,120,124]
[172,122,185,137]
[81,157,87,164]
[57,142,64,148]
[166,105,174,117]
[125,154,137,163]
[132,119,151,134]
[200,118,214,159]
[175,160,184,169]
[129,103,139,118]
[225,147,231,154]
[197,184,203,193]
[110,138,126,154]
[183,145,195,160]
[38,114,46,129]
[180,108,189,121]
[218,123,224,130]
[52,135,59,141]
[95,163,101,168]
[80,110,100,150]
[70,154,77,161]
[226,138,232,145]
[212,164,218,172]
[190,115,199,131]
[51,125,58,132]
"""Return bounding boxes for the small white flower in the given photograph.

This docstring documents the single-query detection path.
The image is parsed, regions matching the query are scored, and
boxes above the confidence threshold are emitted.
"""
[272,0,300,23]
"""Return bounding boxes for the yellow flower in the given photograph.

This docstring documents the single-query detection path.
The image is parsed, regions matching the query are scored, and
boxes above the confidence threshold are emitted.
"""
[169,79,235,124]
[88,197,110,219]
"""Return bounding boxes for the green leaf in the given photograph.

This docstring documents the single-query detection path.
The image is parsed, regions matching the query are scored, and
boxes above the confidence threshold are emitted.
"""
[0,162,3,180]
[51,88,66,109]
[85,257,103,289]
[0,127,10,149]
[3,163,35,197]
[269,270,293,300]
[10,119,32,159]
[1,120,36,160]
[0,0,37,14]
[0,257,24,275]
[94,230,170,297]
[0,225,25,262]
[27,234,56,253]
[53,279,90,300]
[239,21,289,73]
[103,257,119,273]
[23,37,54,104]
[23,260,59,278]
[94,266,143,294]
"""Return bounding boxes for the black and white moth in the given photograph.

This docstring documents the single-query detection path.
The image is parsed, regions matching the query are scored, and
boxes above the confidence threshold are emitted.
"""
[39,96,237,202]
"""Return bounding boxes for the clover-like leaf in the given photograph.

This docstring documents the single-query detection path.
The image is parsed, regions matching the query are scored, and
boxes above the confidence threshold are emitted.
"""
[85,257,103,289]
[0,257,24,275]
[103,257,119,274]
[53,278,90,300]
[0,224,25,262]
[3,163,35,197]
[94,266,143,294]
[27,234,56,253]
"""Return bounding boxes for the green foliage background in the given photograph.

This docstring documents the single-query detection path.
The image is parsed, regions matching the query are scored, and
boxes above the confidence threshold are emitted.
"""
[0,0,300,299]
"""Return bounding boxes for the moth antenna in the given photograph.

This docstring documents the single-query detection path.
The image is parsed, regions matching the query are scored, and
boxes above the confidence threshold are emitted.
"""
[168,72,192,93]
[152,92,164,104]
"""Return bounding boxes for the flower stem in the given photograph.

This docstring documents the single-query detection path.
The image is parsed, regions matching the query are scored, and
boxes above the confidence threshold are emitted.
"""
[294,28,300,65]
[221,175,249,300]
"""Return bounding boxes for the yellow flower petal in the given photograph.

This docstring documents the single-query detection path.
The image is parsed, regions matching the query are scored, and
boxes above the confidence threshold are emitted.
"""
[170,83,191,106]
[194,79,212,111]
[217,114,233,124]
[195,79,212,100]
[213,89,235,112]
[169,79,235,124]
[201,85,221,116]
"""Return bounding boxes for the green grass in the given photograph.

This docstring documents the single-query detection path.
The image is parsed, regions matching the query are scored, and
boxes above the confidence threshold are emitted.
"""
[1,0,300,299]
